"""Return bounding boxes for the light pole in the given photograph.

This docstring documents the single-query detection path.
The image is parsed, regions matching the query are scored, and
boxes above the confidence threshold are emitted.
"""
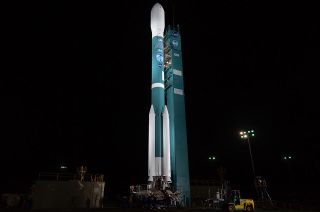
[208,155,216,199]
[283,154,294,186]
[240,130,256,178]
[208,155,216,174]
[208,156,216,161]
[283,155,292,160]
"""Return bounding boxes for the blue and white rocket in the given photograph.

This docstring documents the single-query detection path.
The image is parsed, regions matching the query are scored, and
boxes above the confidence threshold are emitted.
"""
[148,3,171,183]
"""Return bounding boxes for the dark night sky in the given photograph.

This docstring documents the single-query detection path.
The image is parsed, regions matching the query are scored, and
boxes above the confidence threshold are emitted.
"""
[1,1,320,198]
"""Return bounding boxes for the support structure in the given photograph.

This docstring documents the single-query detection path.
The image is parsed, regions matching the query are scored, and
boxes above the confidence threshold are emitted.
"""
[164,25,190,206]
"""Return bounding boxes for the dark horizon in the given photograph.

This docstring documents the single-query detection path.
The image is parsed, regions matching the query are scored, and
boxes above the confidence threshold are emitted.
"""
[1,0,319,200]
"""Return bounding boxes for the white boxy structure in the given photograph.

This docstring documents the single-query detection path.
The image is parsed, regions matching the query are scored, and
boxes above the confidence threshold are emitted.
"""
[32,171,105,209]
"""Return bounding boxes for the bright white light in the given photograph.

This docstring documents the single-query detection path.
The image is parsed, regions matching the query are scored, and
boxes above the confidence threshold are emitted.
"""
[252,134,255,136]
[212,157,216,160]
[251,130,254,132]
[244,132,247,134]
[244,135,248,138]
[284,157,287,160]
[288,156,291,159]
[240,131,243,135]
[241,136,244,138]
[60,166,67,169]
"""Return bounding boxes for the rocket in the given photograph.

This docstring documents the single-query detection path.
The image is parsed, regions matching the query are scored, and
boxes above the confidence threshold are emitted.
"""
[148,3,171,183]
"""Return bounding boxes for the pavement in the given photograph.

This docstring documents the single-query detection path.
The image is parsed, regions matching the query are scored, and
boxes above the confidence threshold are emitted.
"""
[1,208,320,212]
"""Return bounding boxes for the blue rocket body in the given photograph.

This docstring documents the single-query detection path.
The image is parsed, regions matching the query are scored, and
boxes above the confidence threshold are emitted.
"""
[152,36,164,158]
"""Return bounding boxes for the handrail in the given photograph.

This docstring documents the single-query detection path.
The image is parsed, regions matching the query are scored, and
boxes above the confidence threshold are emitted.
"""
[37,172,104,182]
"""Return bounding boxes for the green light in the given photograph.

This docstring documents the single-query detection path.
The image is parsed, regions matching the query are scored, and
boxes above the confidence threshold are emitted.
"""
[252,134,255,136]
[251,130,254,133]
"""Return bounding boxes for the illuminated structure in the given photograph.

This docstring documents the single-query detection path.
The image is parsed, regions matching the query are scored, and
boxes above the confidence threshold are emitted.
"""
[148,3,190,205]
[239,130,256,177]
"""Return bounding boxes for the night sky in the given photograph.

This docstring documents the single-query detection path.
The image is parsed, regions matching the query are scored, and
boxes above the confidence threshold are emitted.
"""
[2,1,320,199]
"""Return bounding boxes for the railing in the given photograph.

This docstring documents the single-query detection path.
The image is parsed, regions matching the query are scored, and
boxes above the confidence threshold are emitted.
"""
[38,172,75,181]
[37,172,104,182]
[130,184,150,193]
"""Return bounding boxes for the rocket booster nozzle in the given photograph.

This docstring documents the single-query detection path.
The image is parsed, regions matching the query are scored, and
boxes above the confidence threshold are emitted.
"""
[150,3,165,37]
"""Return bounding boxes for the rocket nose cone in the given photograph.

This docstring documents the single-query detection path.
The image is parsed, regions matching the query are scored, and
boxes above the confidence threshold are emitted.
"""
[151,3,164,17]
[151,3,163,11]
[150,3,165,37]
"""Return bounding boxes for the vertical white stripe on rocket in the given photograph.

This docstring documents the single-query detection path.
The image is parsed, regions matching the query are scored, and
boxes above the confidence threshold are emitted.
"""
[148,105,156,181]
[162,105,171,182]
